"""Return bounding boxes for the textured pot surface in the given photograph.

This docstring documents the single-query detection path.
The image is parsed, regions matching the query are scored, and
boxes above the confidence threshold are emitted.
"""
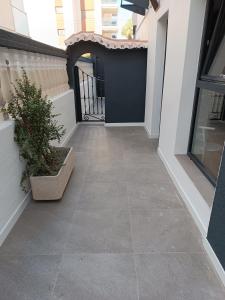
[30,147,75,201]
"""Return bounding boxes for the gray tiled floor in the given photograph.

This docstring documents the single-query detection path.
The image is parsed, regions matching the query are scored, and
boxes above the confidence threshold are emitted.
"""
[0,124,224,300]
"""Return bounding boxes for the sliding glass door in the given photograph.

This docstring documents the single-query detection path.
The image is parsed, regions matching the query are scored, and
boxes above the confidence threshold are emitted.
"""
[189,0,225,185]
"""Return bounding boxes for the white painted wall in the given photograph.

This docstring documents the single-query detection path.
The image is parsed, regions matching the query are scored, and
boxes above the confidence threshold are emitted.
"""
[0,121,29,245]
[52,90,77,146]
[145,11,168,139]
[23,0,58,47]
[0,90,76,246]
[144,0,210,235]
[134,13,149,41]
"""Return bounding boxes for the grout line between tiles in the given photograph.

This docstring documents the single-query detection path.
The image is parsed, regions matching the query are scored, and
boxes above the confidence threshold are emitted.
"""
[127,182,140,300]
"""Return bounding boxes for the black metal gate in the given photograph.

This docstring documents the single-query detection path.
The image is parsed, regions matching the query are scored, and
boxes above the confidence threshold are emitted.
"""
[74,66,105,122]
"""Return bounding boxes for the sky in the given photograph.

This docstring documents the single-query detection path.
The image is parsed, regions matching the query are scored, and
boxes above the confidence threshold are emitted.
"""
[116,0,133,38]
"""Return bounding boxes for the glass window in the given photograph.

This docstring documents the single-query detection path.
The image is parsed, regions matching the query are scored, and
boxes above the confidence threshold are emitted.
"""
[191,89,225,180]
[189,0,225,185]
[207,35,225,78]
[201,0,225,78]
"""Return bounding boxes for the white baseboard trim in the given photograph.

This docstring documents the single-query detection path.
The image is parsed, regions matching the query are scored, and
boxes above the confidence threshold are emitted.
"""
[0,191,31,246]
[80,122,104,125]
[203,238,225,287]
[158,147,207,236]
[144,125,159,139]
[105,122,145,127]
[157,148,225,287]
[61,124,78,146]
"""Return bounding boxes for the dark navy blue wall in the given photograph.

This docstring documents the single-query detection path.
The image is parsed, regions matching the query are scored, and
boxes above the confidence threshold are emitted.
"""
[67,41,147,123]
[103,49,147,123]
[207,144,225,269]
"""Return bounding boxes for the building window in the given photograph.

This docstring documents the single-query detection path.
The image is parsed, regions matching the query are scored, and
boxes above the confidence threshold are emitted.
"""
[101,0,117,4]
[57,29,65,36]
[189,0,225,185]
[111,34,117,39]
[55,6,63,13]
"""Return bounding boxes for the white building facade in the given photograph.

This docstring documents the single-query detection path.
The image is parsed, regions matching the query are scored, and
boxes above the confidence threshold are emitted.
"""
[0,0,29,36]
[23,0,58,47]
[23,0,82,48]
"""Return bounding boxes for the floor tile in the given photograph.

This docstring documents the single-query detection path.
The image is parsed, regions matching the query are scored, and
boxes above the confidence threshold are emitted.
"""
[127,182,183,210]
[27,193,77,221]
[123,151,161,167]
[105,126,146,137]
[0,124,224,299]
[85,164,126,183]
[131,209,203,253]
[64,209,132,253]
[124,165,171,184]
[135,253,225,300]
[123,138,156,154]
[88,152,125,168]
[0,206,71,255]
[70,138,95,153]
[53,254,138,300]
[0,255,61,300]
[75,182,128,209]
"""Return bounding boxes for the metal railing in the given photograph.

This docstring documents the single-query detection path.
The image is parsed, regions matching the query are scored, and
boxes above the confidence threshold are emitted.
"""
[78,67,105,121]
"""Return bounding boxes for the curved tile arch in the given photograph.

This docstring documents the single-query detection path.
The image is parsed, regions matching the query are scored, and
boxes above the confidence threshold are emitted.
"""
[65,32,148,50]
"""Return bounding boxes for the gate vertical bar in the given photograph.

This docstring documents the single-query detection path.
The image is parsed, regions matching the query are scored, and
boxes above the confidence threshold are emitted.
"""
[74,66,82,122]
[87,74,91,115]
[100,79,103,114]
[96,78,99,114]
[82,71,87,116]
[92,77,95,114]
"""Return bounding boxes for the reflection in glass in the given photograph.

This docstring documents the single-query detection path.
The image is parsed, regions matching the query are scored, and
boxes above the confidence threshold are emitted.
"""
[191,89,225,181]
[208,35,225,78]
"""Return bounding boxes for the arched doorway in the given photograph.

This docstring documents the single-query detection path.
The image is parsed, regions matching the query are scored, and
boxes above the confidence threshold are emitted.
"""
[74,53,105,122]
[66,33,148,124]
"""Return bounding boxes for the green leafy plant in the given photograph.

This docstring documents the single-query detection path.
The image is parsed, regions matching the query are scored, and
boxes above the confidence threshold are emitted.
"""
[121,18,133,40]
[2,70,66,190]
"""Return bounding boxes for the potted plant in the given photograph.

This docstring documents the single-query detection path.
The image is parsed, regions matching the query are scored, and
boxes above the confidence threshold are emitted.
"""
[2,70,75,200]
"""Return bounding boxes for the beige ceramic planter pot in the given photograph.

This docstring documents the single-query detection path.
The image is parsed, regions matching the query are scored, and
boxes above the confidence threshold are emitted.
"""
[30,147,75,201]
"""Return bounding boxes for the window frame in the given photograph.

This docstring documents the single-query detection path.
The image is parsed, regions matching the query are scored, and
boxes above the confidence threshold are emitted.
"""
[188,0,225,186]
